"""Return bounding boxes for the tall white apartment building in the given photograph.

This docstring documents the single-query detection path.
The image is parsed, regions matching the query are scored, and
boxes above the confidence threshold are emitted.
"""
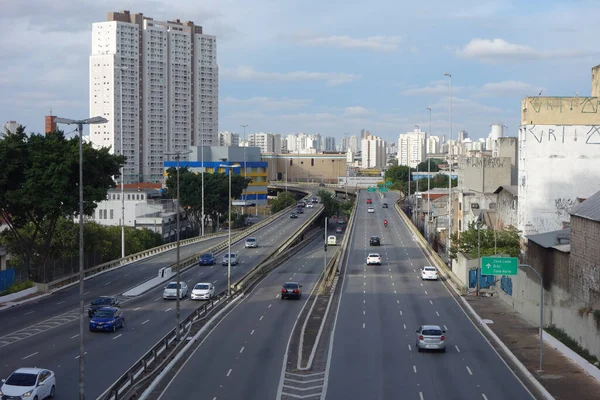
[397,127,426,168]
[89,10,218,183]
[426,135,440,154]
[218,131,239,146]
[321,136,336,152]
[361,134,386,168]
[249,132,282,153]
[285,133,320,154]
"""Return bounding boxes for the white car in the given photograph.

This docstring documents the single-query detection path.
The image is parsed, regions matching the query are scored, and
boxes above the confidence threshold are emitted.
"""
[421,266,439,280]
[366,253,382,265]
[163,281,188,299]
[327,235,337,246]
[0,367,56,399]
[367,208,375,213]
[306,203,314,208]
[191,282,215,300]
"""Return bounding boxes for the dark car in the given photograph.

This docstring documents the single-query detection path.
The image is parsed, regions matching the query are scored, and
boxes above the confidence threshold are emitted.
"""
[89,307,125,332]
[297,202,306,208]
[382,203,388,208]
[290,213,298,218]
[199,252,215,266]
[370,236,381,246]
[335,226,343,234]
[297,207,304,214]
[281,282,302,300]
[88,296,120,317]
[311,198,319,203]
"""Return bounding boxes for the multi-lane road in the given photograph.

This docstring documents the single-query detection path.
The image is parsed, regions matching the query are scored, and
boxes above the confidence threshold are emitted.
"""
[155,231,335,400]
[324,192,534,400]
[0,201,320,399]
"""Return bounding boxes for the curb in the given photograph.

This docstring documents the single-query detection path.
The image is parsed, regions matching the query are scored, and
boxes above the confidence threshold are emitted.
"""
[542,329,600,383]
[0,292,54,311]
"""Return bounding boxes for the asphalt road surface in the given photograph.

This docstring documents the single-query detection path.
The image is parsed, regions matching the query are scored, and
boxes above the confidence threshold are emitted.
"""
[323,192,534,400]
[0,204,321,400]
[156,232,332,400]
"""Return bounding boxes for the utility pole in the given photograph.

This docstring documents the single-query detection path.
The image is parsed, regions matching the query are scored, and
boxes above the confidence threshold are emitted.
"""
[444,72,453,261]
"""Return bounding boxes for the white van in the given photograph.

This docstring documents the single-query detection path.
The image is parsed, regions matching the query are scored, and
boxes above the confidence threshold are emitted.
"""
[327,235,337,246]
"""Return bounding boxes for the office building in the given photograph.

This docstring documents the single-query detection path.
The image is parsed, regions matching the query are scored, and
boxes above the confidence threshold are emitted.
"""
[89,10,218,184]
[361,134,386,169]
[249,132,282,153]
[397,127,426,167]
[218,131,240,147]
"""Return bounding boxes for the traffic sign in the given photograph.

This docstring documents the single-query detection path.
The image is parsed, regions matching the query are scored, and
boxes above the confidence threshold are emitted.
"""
[367,187,377,192]
[378,187,389,192]
[480,256,518,276]
[385,181,393,187]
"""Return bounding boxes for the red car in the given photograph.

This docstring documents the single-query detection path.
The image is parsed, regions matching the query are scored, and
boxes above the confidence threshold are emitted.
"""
[366,199,372,204]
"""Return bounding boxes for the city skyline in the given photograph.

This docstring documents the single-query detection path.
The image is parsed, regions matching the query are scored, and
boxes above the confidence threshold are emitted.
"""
[2,1,600,144]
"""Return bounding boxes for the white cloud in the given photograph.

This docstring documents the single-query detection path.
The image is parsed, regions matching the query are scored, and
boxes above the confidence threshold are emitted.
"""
[221,66,361,86]
[221,96,311,110]
[344,106,371,116]
[475,80,545,98]
[456,38,596,62]
[293,35,402,52]
[401,84,452,96]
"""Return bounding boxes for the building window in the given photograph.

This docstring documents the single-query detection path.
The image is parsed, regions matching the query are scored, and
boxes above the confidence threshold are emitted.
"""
[311,158,314,166]
[110,209,114,219]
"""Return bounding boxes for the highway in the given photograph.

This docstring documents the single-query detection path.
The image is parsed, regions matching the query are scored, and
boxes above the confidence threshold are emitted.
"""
[324,192,534,400]
[0,203,320,400]
[155,230,334,400]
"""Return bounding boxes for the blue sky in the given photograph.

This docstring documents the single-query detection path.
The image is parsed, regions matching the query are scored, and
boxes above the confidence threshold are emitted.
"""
[1,0,600,144]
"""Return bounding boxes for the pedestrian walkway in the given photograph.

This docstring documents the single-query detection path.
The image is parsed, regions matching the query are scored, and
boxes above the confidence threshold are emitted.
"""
[465,294,600,400]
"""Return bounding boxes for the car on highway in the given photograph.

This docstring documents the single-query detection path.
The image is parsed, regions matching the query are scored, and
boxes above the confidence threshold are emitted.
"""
[297,207,304,214]
[0,367,56,400]
[306,203,314,208]
[335,226,343,234]
[421,266,439,280]
[369,236,381,246]
[163,281,189,299]
[366,253,382,265]
[367,207,375,213]
[366,198,372,204]
[297,201,306,207]
[382,203,388,208]
[327,235,337,245]
[89,307,125,332]
[245,237,258,248]
[222,252,239,266]
[281,282,302,300]
[311,197,319,203]
[88,296,120,317]
[191,283,215,300]
[198,252,216,266]
[415,324,446,352]
[290,213,298,218]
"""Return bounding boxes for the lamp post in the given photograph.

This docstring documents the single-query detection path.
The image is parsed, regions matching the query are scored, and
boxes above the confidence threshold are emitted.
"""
[443,72,453,260]
[519,264,544,373]
[201,131,205,237]
[241,124,248,205]
[426,107,432,228]
[164,149,192,342]
[220,163,241,296]
[53,115,109,400]
[117,65,128,259]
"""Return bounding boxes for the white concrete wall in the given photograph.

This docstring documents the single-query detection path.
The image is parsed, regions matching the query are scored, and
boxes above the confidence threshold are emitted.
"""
[497,270,600,359]
[452,252,477,288]
[518,125,600,236]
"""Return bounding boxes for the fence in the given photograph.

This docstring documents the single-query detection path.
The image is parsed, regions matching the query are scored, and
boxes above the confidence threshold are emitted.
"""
[0,269,15,292]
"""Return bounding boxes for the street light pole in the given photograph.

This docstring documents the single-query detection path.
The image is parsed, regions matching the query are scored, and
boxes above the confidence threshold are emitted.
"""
[220,163,241,295]
[426,107,432,227]
[519,264,544,372]
[201,132,205,237]
[241,124,248,205]
[165,150,192,342]
[444,72,453,260]
[54,115,109,400]
[118,65,128,260]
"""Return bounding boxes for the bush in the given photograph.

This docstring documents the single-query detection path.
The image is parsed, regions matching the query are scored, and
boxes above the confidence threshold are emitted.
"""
[546,324,599,368]
[1,280,34,296]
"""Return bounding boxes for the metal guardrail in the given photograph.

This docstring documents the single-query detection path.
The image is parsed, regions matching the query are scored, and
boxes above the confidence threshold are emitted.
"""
[97,201,321,400]
[46,187,312,292]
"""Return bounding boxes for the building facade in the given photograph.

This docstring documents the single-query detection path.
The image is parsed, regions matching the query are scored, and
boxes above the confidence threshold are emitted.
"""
[263,153,347,184]
[398,128,425,167]
[249,132,282,153]
[218,131,239,147]
[89,10,218,184]
[361,134,386,169]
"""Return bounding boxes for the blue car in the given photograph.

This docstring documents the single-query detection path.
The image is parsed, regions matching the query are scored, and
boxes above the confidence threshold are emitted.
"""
[199,252,215,266]
[89,307,125,332]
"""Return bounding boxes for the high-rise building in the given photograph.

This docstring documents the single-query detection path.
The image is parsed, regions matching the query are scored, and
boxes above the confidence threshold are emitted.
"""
[361,134,386,168]
[218,131,239,147]
[1,121,19,137]
[397,127,426,167]
[321,136,336,152]
[89,10,218,183]
[45,115,57,134]
[249,132,282,153]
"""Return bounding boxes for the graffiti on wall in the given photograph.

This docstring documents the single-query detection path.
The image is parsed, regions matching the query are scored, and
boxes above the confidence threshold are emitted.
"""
[555,198,576,218]
[523,125,600,145]
[528,97,600,114]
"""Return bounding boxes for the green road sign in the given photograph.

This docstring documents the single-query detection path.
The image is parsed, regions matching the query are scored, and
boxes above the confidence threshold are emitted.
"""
[378,187,389,192]
[367,187,377,192]
[385,181,393,187]
[480,256,518,276]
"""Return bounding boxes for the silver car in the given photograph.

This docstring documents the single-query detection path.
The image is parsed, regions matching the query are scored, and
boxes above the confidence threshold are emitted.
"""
[416,324,446,352]
[245,237,258,248]
[163,281,188,300]
[222,252,238,266]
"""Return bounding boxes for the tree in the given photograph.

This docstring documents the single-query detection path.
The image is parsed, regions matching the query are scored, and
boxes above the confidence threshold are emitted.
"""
[317,189,340,217]
[416,160,441,172]
[449,222,521,260]
[270,191,296,213]
[339,198,355,217]
[0,127,125,281]
[164,168,250,233]
[384,165,411,184]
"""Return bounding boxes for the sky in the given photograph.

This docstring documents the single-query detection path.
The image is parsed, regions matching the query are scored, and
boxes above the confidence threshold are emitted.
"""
[2,0,600,144]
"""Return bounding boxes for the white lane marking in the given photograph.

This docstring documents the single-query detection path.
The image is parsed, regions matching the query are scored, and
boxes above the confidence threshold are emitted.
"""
[466,366,473,375]
[364,275,366,279]
[259,315,264,321]
[396,300,400,304]
[223,272,227,276]
[213,397,217,400]
[429,300,433,305]
[389,268,391,272]
[213,280,218,283]
[84,292,90,296]
[403,324,406,329]
[275,294,280,299]
[424,291,428,295]
[250,329,255,335]
[408,344,412,351]
[364,282,366,286]
[240,346,245,354]
[75,352,88,359]
[420,393,424,400]
[436,311,440,316]
[413,269,416,272]
[113,334,123,340]
[268,304,272,309]
[390,275,393,279]
[134,307,141,311]
[105,281,112,286]
[421,283,424,286]
[399,310,403,315]
[165,308,172,312]
[362,323,366,328]
[363,310,366,315]
[444,325,448,331]
[482,395,488,400]
[70,334,79,339]
[155,297,161,301]
[227,368,232,377]
[124,273,130,277]
[413,365,417,373]
[25,311,34,315]
[455,345,460,352]
[392,282,395,286]
[199,272,204,276]
[142,319,150,325]
[57,301,65,305]
[394,290,397,294]
[22,352,38,360]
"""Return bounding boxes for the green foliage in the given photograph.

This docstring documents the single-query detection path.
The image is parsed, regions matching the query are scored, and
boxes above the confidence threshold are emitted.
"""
[339,198,355,217]
[546,325,599,368]
[416,160,441,172]
[0,127,125,281]
[317,189,340,217]
[0,280,34,296]
[164,167,250,233]
[270,191,297,213]
[449,222,521,260]
[384,165,411,184]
